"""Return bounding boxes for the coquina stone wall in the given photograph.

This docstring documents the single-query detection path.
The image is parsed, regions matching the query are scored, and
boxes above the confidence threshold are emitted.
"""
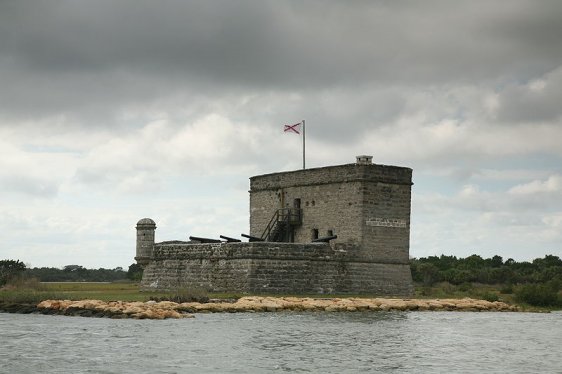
[249,162,413,262]
[140,242,413,296]
[360,179,411,263]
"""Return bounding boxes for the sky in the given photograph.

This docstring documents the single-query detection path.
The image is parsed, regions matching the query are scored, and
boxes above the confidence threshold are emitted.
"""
[1,0,562,269]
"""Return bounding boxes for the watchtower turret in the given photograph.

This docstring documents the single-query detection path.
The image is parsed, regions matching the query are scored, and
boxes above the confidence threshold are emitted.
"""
[135,218,156,267]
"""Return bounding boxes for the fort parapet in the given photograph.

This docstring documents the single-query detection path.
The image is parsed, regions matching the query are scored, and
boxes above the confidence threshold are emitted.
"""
[140,242,413,295]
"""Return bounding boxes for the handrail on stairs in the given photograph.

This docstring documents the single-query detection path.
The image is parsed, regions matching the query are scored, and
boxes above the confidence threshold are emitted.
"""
[261,208,302,241]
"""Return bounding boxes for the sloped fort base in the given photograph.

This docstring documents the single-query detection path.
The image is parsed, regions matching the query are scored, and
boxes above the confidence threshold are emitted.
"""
[140,242,413,296]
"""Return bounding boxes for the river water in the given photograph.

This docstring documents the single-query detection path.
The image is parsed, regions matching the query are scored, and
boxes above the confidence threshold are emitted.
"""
[1,311,561,373]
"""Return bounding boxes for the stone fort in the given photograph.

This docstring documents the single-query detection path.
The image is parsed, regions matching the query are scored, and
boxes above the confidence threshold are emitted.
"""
[136,155,413,295]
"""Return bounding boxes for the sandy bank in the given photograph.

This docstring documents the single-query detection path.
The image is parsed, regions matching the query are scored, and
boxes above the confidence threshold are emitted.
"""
[16,297,519,319]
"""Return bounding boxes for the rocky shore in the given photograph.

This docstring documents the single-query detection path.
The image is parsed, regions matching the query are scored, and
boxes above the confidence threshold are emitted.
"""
[0,296,519,319]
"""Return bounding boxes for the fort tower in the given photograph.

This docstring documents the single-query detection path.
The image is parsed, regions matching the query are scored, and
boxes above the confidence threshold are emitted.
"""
[249,155,412,263]
[135,218,156,267]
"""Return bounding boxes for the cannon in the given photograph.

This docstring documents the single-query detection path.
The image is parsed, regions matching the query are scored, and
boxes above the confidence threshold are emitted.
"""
[241,233,265,242]
[220,235,242,243]
[189,236,222,244]
[312,235,338,243]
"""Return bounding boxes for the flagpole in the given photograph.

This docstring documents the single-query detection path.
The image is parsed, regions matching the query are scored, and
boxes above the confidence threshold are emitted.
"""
[302,119,306,169]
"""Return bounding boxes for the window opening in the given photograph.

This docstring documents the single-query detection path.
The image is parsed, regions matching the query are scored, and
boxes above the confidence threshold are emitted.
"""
[312,229,319,240]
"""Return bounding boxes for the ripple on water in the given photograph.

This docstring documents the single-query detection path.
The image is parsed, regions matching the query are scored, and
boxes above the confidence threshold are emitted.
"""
[1,311,561,373]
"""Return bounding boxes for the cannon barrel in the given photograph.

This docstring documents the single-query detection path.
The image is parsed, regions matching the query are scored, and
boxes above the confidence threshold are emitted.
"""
[220,235,241,243]
[241,233,264,242]
[312,235,338,243]
[189,236,222,244]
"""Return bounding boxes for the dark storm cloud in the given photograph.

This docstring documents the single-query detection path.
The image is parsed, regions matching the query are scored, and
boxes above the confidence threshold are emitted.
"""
[2,1,562,83]
[1,0,562,129]
[495,67,562,124]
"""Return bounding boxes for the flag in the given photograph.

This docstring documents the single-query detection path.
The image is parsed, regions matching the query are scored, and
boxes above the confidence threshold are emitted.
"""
[283,119,306,169]
[284,122,301,134]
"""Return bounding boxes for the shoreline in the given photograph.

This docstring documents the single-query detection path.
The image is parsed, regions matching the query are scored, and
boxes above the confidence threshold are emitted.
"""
[0,296,522,319]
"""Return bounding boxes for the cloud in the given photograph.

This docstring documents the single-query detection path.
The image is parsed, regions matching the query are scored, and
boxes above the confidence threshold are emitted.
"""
[412,177,562,260]
[2,1,562,125]
[72,114,272,192]
[495,66,562,123]
[0,136,76,198]
[0,175,59,198]
[508,174,562,195]
[1,1,562,267]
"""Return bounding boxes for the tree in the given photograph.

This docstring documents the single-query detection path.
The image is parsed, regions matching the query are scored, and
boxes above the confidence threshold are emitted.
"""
[127,263,143,281]
[533,255,562,269]
[0,259,27,286]
[417,263,440,286]
[490,255,503,268]
[459,254,485,270]
[63,265,85,272]
[515,284,561,307]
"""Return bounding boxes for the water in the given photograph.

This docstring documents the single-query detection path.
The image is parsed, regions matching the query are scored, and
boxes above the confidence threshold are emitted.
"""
[1,311,561,373]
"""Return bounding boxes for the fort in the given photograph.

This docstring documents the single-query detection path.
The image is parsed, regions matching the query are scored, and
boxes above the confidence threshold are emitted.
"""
[136,156,414,296]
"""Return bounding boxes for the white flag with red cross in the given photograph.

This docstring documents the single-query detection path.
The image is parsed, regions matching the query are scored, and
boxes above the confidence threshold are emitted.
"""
[283,122,302,134]
[283,120,306,169]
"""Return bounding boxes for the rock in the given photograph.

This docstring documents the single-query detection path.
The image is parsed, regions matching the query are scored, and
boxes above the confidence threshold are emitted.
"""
[427,302,443,311]
[29,296,522,318]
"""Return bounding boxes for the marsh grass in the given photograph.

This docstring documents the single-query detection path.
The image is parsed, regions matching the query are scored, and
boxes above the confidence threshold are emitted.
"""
[1,281,145,303]
[41,282,158,301]
[0,277,66,303]
[0,290,68,304]
[415,282,504,301]
[3,280,558,311]
[149,286,210,303]
[1,281,240,303]
[3,276,47,291]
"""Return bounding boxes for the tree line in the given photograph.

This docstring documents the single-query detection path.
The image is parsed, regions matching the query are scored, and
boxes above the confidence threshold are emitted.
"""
[411,254,562,307]
[410,254,562,287]
[3,255,561,286]
[0,261,142,285]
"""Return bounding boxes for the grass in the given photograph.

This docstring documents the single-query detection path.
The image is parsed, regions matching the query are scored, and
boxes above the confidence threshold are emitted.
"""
[40,282,150,301]
[2,280,560,312]
[1,281,243,303]
[414,282,509,301]
[1,281,154,303]
[0,280,517,303]
[413,281,562,312]
[0,283,420,304]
